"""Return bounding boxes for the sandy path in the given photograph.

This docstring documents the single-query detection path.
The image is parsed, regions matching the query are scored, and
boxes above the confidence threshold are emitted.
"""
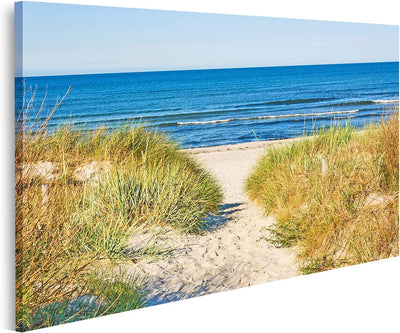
[124,139,299,306]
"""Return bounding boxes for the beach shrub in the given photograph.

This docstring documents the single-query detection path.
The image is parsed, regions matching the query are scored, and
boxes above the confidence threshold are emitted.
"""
[15,89,222,330]
[246,111,399,274]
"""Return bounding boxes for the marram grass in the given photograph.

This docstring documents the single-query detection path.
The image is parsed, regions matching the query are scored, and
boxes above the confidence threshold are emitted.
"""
[15,91,222,330]
[246,111,399,274]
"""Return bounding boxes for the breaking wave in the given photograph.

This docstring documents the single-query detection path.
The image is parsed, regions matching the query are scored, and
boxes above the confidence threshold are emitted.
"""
[372,99,399,104]
[177,109,360,126]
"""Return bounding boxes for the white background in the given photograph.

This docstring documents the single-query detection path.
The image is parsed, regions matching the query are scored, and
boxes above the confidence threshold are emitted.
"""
[1,1,399,332]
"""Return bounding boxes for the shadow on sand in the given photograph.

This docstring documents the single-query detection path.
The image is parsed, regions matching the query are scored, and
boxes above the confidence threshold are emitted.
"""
[202,202,244,232]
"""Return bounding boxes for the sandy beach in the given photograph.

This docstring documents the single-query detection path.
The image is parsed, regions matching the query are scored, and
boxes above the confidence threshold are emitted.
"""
[124,138,300,306]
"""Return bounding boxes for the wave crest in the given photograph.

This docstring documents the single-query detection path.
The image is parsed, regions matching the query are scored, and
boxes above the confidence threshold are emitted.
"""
[372,99,399,104]
[177,109,360,126]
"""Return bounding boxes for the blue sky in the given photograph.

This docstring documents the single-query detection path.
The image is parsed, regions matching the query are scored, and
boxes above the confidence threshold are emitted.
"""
[16,1,399,77]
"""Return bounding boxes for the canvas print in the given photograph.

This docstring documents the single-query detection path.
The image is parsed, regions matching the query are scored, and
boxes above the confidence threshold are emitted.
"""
[15,1,399,330]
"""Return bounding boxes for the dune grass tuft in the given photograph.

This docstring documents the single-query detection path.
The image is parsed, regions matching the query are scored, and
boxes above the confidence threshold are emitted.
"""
[15,89,222,330]
[246,111,399,274]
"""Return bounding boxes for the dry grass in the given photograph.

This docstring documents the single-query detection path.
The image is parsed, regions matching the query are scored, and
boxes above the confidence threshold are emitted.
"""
[246,110,399,274]
[15,89,222,330]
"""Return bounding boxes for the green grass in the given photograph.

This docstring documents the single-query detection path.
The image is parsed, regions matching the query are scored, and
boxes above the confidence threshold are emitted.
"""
[246,111,399,274]
[28,270,146,330]
[15,89,223,330]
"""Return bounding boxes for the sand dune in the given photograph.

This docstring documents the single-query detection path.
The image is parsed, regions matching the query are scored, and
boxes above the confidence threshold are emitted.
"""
[124,139,300,306]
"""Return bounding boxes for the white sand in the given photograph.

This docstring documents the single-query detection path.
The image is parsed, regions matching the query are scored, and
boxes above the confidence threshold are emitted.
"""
[124,139,299,306]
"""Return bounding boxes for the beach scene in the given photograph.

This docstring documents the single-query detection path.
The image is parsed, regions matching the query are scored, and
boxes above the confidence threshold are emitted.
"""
[15,2,399,331]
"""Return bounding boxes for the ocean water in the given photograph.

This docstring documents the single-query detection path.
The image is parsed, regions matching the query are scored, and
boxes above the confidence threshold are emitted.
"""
[15,62,399,148]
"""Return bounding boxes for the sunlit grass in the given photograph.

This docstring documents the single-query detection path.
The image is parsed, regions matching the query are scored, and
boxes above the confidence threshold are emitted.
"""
[246,110,399,274]
[15,88,222,330]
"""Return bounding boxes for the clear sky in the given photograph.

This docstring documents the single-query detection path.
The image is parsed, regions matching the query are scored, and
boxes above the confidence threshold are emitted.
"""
[16,1,399,77]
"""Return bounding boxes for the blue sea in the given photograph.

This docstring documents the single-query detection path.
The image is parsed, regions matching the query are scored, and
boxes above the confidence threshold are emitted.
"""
[15,62,399,148]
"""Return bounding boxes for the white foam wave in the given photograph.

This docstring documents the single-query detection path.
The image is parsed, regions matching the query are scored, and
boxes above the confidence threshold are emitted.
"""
[373,99,399,104]
[177,118,234,125]
[177,109,360,126]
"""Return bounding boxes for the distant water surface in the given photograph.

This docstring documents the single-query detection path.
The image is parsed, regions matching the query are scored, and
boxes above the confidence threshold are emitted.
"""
[15,62,399,148]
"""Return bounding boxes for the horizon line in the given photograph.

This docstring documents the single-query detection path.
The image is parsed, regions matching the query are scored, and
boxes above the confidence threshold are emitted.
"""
[17,60,399,79]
